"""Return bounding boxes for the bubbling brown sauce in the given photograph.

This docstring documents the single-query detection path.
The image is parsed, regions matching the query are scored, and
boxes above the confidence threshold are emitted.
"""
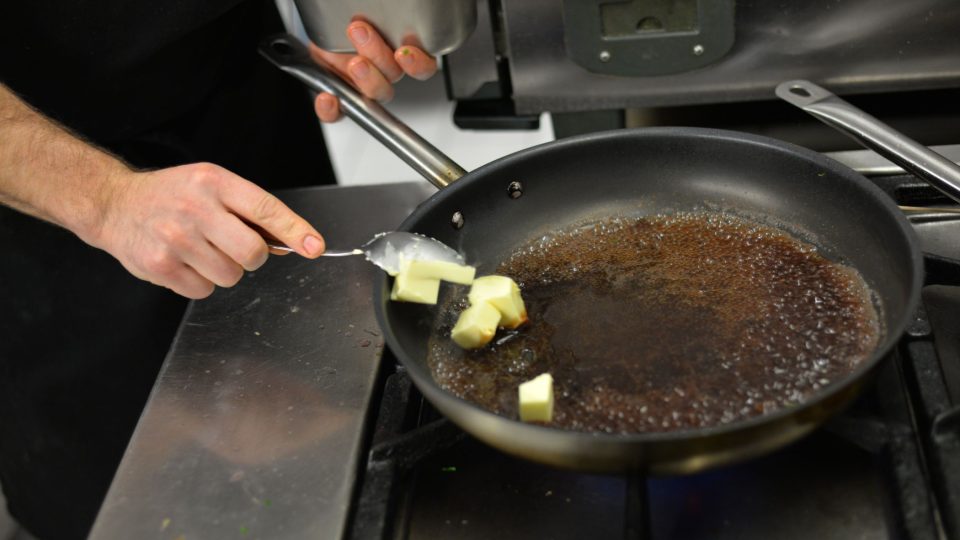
[426,213,882,434]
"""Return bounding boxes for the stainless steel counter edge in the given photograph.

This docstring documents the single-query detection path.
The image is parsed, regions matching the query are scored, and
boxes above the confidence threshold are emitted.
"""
[89,182,436,540]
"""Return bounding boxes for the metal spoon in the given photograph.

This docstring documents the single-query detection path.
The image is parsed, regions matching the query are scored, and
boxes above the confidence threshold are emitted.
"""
[266,231,465,275]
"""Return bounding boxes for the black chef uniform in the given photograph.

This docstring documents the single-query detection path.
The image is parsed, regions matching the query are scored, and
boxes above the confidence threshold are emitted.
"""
[0,1,335,538]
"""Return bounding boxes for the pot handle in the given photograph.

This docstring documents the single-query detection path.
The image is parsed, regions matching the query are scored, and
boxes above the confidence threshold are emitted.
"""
[776,80,960,204]
[259,34,467,189]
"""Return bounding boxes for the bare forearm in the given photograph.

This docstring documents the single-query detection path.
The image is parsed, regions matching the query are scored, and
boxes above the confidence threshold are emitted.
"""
[0,83,129,244]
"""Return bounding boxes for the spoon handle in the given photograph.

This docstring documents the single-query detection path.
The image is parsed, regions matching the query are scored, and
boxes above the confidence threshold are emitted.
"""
[265,242,362,257]
[321,249,365,257]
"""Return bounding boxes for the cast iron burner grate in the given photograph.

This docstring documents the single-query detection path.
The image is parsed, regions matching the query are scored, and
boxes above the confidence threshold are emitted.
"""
[346,174,960,540]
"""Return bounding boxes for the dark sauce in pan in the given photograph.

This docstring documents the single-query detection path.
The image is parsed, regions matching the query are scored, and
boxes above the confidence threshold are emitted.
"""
[426,213,882,434]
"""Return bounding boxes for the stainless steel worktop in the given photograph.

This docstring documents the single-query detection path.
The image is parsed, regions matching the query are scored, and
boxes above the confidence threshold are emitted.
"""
[89,182,435,540]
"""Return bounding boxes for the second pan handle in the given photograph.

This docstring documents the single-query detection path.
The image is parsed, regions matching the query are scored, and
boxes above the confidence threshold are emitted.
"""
[259,34,467,190]
[776,80,960,204]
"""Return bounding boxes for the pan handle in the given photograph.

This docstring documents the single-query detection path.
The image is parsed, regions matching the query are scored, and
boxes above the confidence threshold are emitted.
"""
[259,34,467,190]
[776,80,960,205]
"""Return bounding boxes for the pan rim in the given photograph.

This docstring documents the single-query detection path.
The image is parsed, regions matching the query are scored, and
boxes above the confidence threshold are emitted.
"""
[375,126,924,446]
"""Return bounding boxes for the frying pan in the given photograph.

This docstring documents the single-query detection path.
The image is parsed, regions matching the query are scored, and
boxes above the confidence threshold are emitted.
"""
[260,35,960,473]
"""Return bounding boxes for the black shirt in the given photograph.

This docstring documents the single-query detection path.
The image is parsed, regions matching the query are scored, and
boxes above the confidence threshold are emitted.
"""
[0,2,335,538]
[5,0,249,140]
[0,0,334,184]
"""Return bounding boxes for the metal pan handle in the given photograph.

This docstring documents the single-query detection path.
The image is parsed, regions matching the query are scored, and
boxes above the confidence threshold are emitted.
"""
[259,34,467,190]
[776,80,960,204]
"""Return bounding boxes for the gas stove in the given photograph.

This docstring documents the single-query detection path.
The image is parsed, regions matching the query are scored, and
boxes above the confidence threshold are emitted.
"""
[347,173,960,540]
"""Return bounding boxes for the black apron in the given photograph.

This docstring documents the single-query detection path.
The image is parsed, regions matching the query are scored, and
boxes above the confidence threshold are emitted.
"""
[0,1,335,538]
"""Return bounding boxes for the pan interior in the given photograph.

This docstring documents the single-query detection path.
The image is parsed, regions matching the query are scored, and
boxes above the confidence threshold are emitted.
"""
[425,211,882,434]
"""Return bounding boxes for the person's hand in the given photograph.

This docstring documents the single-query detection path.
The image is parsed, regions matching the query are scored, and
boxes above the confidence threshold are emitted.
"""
[93,163,325,299]
[308,20,439,122]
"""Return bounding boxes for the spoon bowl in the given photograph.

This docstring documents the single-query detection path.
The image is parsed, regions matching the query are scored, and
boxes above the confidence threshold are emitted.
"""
[267,231,465,274]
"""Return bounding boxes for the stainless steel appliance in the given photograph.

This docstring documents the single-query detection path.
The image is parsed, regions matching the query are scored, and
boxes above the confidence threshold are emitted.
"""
[445,0,960,145]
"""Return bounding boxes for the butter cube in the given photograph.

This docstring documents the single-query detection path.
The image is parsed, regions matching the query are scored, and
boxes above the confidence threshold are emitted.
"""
[390,273,441,304]
[451,302,502,349]
[519,373,554,423]
[468,276,528,329]
[401,257,476,285]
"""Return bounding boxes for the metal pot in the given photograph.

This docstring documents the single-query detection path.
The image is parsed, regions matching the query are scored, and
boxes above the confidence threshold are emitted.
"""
[292,0,476,55]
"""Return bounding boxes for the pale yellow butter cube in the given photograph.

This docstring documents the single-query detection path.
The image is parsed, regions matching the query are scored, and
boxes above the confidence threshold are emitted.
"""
[450,302,502,349]
[390,273,441,304]
[468,276,528,329]
[518,373,554,423]
[401,257,476,285]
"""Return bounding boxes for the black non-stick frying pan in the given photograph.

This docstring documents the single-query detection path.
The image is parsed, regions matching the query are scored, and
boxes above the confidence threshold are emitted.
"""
[260,35,960,473]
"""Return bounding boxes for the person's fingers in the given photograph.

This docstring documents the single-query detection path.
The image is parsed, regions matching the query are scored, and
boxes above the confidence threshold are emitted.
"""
[166,265,217,299]
[314,92,342,123]
[394,46,438,80]
[125,219,218,297]
[180,240,245,289]
[128,254,215,299]
[308,44,394,101]
[346,21,404,83]
[150,212,244,288]
[217,176,325,258]
[201,212,270,271]
[309,44,355,77]
[346,56,394,101]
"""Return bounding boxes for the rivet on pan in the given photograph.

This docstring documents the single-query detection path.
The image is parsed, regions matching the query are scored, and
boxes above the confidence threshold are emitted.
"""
[599,50,611,62]
[507,181,523,199]
[451,211,465,230]
[692,44,705,56]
